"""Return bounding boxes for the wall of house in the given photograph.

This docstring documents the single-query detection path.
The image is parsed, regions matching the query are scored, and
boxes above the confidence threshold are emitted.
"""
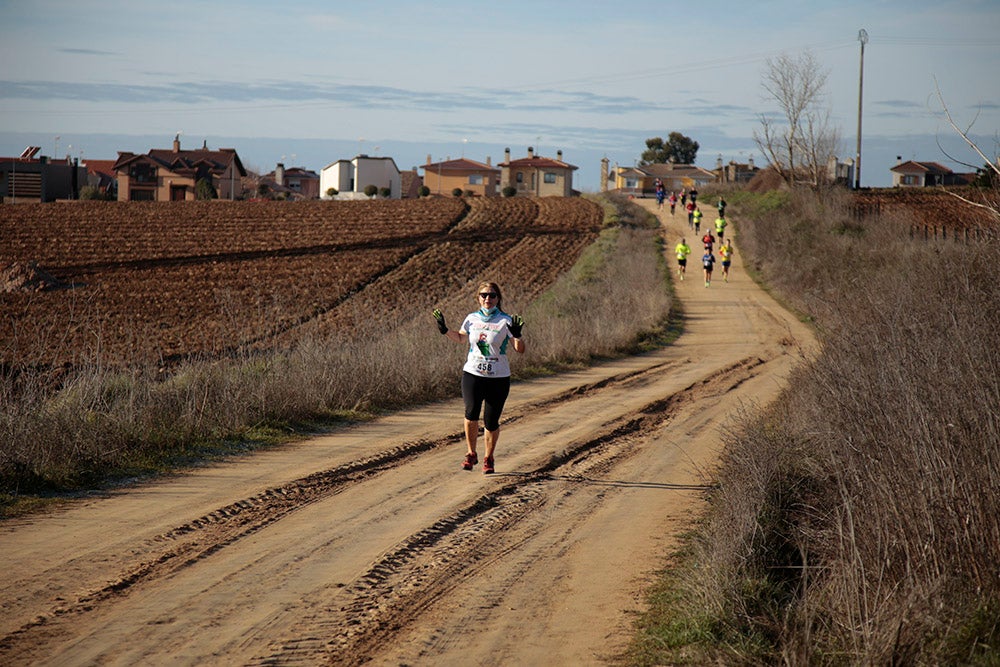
[501,164,572,197]
[537,169,572,197]
[320,162,352,198]
[215,165,240,200]
[354,159,400,198]
[423,169,497,196]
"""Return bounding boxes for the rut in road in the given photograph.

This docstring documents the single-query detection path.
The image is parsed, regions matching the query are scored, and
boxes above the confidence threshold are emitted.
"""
[253,357,760,665]
[0,354,762,663]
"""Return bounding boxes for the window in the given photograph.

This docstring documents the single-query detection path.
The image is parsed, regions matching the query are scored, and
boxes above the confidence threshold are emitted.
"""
[543,172,557,184]
[129,164,156,184]
[516,172,524,183]
[625,177,639,189]
[902,175,917,185]
[468,174,484,185]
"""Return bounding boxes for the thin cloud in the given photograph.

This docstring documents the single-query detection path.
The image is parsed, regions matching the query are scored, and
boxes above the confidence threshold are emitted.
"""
[57,48,118,56]
[875,99,922,109]
[0,79,665,115]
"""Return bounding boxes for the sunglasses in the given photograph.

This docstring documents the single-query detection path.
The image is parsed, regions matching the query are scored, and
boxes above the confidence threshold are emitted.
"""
[479,292,498,299]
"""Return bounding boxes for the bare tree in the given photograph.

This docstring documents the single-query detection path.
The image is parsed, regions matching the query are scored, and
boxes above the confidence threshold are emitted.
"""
[934,79,1000,222]
[754,51,841,188]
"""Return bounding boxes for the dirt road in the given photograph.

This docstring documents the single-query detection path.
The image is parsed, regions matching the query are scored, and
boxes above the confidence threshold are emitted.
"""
[0,199,816,665]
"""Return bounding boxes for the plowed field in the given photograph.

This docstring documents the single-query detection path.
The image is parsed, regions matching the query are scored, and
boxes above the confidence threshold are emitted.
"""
[0,198,603,369]
[852,187,998,234]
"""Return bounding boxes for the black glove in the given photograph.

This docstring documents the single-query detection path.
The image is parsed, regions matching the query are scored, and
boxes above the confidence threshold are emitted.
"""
[509,314,524,339]
[432,309,448,334]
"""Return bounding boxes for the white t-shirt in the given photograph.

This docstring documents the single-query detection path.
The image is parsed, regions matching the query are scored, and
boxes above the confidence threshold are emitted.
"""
[460,309,515,378]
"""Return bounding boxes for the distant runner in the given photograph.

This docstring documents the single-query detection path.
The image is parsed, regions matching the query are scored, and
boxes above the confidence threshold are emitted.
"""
[702,250,716,287]
[714,215,728,241]
[692,206,703,234]
[675,238,692,281]
[719,240,734,282]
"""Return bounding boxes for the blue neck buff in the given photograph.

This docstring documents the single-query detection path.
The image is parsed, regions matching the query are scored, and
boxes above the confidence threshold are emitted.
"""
[479,306,498,318]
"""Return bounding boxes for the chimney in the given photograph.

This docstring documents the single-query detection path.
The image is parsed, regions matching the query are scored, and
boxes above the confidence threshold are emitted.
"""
[486,156,491,167]
[275,162,285,186]
[527,146,534,159]
[600,157,609,192]
[748,156,755,169]
[557,149,563,161]
[173,134,180,153]
[896,155,902,164]
[426,154,432,165]
[504,147,511,163]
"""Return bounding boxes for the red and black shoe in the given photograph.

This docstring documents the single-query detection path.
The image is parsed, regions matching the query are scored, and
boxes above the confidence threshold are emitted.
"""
[462,453,478,471]
[482,456,495,474]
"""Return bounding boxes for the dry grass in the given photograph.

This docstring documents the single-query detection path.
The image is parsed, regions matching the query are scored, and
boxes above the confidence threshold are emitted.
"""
[0,195,671,510]
[629,187,1000,665]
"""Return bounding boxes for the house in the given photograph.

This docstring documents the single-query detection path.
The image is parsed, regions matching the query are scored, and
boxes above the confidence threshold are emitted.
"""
[890,158,975,187]
[320,155,402,199]
[607,162,716,196]
[499,147,576,197]
[0,147,88,203]
[264,163,320,199]
[112,135,246,201]
[420,156,500,197]
[85,159,118,198]
[712,156,759,185]
[400,168,423,199]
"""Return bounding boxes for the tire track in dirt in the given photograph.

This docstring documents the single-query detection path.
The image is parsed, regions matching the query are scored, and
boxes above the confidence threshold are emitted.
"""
[0,351,763,663]
[249,357,761,665]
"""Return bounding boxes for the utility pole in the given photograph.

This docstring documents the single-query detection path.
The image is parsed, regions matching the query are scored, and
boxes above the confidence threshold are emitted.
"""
[855,28,868,190]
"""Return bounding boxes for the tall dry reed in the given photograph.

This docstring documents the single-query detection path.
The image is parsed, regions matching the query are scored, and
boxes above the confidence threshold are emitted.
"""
[662,187,1000,664]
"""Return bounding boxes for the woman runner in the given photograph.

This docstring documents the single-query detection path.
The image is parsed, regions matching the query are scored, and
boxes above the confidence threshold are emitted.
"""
[433,282,525,474]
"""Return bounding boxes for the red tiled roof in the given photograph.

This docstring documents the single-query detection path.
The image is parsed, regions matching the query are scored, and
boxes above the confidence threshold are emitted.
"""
[85,159,116,177]
[890,160,953,174]
[500,156,578,170]
[422,157,498,172]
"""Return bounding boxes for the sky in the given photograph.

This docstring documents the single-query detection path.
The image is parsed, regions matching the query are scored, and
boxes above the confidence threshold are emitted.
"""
[2,0,999,189]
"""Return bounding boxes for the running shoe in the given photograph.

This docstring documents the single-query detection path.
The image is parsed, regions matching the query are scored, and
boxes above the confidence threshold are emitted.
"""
[483,456,495,474]
[462,453,478,470]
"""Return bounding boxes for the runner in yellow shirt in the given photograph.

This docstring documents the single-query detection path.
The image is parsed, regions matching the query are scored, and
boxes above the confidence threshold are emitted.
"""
[719,240,734,282]
[692,206,703,234]
[714,215,728,241]
[674,238,692,281]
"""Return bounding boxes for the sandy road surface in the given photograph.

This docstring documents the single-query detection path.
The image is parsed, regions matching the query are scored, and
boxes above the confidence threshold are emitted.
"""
[0,199,816,666]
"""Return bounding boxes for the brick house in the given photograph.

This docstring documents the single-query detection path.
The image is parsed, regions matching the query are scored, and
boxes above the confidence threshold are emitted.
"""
[112,135,246,201]
[499,147,576,197]
[400,168,423,199]
[85,159,118,198]
[265,163,320,199]
[420,157,500,197]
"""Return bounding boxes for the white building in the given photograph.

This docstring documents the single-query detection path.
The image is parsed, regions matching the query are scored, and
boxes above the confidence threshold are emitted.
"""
[320,155,402,199]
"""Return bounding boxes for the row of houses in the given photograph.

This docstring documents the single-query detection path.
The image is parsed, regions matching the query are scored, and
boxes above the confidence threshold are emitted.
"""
[2,137,988,204]
[0,137,580,203]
